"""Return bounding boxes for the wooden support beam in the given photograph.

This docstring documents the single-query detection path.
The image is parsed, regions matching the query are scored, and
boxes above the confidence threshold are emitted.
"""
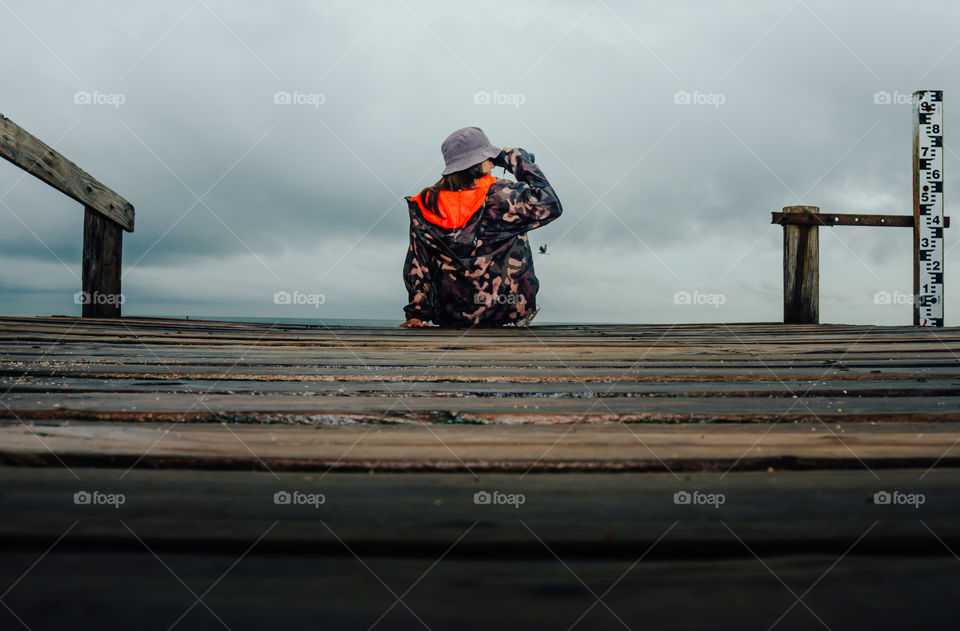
[772,211,951,228]
[781,206,819,325]
[0,114,134,231]
[82,206,123,318]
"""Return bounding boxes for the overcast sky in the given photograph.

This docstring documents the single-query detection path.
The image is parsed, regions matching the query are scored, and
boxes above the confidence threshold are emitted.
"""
[1,0,957,324]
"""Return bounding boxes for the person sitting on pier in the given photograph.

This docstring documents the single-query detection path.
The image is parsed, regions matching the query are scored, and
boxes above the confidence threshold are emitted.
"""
[400,127,563,327]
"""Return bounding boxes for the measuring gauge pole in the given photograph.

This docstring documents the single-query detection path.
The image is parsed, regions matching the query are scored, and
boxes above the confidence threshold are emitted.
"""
[913,90,945,327]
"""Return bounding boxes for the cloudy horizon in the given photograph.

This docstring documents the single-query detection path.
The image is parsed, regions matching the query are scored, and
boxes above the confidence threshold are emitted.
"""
[1,0,957,325]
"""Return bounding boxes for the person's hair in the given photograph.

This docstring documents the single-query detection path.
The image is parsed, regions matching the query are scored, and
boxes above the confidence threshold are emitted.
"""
[417,163,485,215]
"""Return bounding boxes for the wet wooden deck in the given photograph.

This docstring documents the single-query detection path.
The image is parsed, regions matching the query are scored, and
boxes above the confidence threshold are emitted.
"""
[2,316,959,629]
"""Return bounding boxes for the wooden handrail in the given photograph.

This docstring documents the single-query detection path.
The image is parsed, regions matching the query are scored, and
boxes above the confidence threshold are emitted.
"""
[773,206,951,325]
[0,114,134,231]
[0,114,134,317]
[772,211,951,228]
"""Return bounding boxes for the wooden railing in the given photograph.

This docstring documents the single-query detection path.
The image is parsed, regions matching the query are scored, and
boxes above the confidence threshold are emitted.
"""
[773,206,950,325]
[0,114,134,317]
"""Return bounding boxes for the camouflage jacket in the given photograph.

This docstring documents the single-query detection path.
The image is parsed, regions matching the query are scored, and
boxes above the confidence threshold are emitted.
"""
[403,148,562,327]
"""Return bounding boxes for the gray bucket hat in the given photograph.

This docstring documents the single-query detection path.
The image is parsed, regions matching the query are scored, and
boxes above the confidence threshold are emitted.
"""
[440,127,500,175]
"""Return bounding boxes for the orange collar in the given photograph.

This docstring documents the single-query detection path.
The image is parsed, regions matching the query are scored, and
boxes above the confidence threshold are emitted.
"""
[412,176,495,229]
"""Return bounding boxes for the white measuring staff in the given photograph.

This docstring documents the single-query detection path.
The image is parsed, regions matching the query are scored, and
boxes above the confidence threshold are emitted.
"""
[913,90,945,327]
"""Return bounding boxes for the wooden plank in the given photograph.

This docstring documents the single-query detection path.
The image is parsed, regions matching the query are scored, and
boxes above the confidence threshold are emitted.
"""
[5,345,960,364]
[3,317,960,346]
[3,325,960,354]
[3,337,958,359]
[7,364,960,382]
[5,328,960,348]
[4,375,958,396]
[1,465,958,630]
[3,421,960,471]
[3,353,959,372]
[2,467,958,546]
[0,114,134,231]
[772,211,951,228]
[81,206,123,318]
[2,390,959,422]
[8,315,959,333]
[7,319,949,344]
[1,551,956,630]
[8,347,958,364]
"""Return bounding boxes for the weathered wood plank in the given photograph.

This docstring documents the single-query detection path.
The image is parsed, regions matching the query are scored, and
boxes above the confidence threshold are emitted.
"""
[1,550,956,630]
[3,421,960,471]
[2,390,959,422]
[772,210,952,228]
[6,315,960,337]
[4,375,958,397]
[3,467,952,630]
[0,115,134,230]
[6,365,960,383]
[1,467,957,546]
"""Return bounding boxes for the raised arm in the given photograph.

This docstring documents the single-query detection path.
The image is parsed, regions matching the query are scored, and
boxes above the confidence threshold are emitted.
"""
[484,148,563,239]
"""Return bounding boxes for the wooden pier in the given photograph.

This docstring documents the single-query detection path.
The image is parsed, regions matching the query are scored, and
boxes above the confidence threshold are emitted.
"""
[2,315,960,629]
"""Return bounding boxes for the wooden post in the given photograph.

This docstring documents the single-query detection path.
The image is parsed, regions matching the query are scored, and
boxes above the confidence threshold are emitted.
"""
[82,206,123,318]
[782,205,819,324]
[2,114,134,318]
